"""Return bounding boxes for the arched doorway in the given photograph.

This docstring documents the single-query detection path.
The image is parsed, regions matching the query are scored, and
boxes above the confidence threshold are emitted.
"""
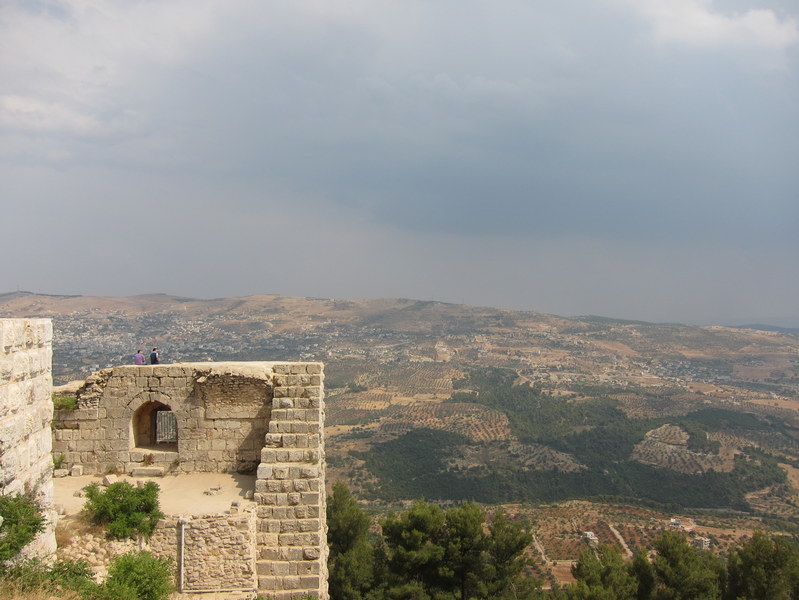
[131,400,178,450]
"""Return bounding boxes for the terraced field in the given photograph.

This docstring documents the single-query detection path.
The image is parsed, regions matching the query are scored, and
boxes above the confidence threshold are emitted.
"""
[631,424,733,473]
[611,392,704,419]
[709,429,799,459]
[366,363,463,395]
[614,523,661,552]
[378,402,512,442]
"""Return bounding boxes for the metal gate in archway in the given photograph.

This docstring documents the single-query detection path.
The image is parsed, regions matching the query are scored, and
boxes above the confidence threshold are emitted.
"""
[155,410,177,443]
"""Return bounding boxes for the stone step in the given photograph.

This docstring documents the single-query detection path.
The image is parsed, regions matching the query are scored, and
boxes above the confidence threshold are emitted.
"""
[130,466,164,477]
[130,450,179,463]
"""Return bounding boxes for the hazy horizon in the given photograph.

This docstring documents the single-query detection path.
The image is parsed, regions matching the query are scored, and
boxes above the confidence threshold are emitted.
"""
[3,288,798,330]
[2,1,797,326]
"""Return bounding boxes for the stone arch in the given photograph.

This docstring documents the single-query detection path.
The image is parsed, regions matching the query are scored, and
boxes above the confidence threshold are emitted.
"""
[131,398,178,450]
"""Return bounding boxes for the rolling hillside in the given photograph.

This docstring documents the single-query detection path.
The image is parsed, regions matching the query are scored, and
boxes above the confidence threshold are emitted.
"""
[3,291,798,517]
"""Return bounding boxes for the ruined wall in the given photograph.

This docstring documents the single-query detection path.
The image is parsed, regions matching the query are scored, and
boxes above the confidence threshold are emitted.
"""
[54,364,273,474]
[52,361,328,598]
[61,509,259,593]
[148,510,257,593]
[0,318,56,558]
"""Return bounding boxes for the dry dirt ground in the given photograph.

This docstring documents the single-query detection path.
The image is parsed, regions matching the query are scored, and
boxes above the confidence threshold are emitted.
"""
[53,473,257,517]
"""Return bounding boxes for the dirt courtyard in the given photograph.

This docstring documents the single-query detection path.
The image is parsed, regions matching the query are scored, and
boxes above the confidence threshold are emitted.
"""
[53,472,257,517]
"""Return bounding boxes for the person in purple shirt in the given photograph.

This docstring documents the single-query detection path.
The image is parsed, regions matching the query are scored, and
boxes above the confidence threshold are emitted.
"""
[134,350,146,365]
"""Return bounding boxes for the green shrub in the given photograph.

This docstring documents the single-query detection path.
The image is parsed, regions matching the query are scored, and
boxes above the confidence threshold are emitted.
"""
[83,481,164,539]
[0,493,45,565]
[1,557,96,594]
[49,557,97,591]
[53,453,66,470]
[98,551,173,600]
[0,558,51,590]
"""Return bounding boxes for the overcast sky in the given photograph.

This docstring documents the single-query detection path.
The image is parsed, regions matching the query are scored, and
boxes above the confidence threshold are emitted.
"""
[2,0,797,325]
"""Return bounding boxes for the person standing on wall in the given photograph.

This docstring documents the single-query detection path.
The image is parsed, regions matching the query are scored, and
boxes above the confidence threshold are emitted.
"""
[134,349,146,365]
[150,347,160,364]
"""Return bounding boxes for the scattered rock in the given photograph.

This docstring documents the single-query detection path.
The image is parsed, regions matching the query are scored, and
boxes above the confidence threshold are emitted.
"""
[70,465,84,477]
[53,468,69,478]
[102,474,118,486]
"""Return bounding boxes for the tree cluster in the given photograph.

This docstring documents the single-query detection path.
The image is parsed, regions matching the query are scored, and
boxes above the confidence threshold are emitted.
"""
[327,485,799,600]
[559,530,799,600]
[327,483,537,600]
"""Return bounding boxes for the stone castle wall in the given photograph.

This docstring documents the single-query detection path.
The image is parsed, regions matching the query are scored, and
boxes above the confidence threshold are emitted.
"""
[54,364,273,474]
[148,510,257,593]
[255,363,327,598]
[0,318,57,559]
[52,361,328,599]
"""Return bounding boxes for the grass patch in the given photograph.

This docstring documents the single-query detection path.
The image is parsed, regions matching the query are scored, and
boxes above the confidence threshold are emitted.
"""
[52,393,78,410]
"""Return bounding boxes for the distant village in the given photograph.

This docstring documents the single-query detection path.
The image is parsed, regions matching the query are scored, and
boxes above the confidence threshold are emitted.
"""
[48,306,794,417]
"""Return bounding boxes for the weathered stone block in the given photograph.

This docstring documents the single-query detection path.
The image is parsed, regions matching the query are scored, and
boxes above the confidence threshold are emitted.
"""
[130,467,164,477]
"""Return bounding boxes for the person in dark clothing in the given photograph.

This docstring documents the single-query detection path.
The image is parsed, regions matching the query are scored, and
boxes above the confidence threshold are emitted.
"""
[150,347,160,364]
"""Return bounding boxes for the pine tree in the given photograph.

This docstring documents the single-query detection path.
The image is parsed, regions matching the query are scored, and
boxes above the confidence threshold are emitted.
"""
[327,482,375,600]
[725,531,799,600]
[567,544,637,600]
[651,530,723,600]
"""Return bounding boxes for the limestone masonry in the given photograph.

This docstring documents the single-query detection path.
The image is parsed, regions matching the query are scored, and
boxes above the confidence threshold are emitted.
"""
[55,363,280,475]
[149,510,259,593]
[0,318,331,599]
[0,319,57,559]
[52,360,329,599]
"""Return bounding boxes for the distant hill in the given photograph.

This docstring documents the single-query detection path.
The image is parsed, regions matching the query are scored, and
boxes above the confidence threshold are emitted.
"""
[2,292,798,518]
[730,323,799,336]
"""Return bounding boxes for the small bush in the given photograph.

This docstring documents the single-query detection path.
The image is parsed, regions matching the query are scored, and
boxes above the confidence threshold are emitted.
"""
[49,558,96,591]
[92,577,142,600]
[1,557,95,595]
[83,481,163,539]
[1,558,51,590]
[97,551,173,600]
[53,453,66,470]
[0,493,45,565]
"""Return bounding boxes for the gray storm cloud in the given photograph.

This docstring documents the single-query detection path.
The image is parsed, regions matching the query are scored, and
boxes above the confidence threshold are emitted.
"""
[1,0,797,325]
